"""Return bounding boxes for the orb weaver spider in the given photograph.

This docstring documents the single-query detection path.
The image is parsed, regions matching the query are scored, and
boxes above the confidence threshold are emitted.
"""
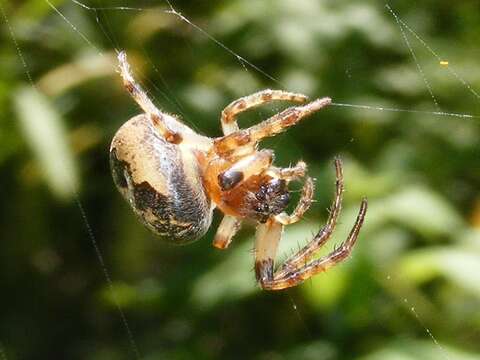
[110,51,367,290]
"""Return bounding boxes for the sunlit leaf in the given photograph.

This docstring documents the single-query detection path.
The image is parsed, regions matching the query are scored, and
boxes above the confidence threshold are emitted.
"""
[361,339,480,360]
[100,279,164,310]
[398,246,480,297]
[285,340,337,360]
[190,240,256,308]
[301,262,349,310]
[377,185,463,238]
[13,85,79,200]
[100,281,137,308]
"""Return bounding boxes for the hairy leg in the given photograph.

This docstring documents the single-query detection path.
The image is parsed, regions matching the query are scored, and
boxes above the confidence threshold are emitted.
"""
[221,89,308,135]
[265,161,307,181]
[262,199,367,290]
[213,215,242,249]
[118,51,181,142]
[254,159,368,290]
[255,199,367,290]
[278,159,343,270]
[274,176,314,226]
[214,97,331,156]
[254,219,283,285]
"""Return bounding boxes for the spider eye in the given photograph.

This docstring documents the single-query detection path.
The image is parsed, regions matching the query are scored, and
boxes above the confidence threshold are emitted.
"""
[254,204,269,212]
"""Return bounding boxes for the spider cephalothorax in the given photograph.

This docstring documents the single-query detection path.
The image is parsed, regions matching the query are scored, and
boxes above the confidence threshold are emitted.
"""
[110,51,367,290]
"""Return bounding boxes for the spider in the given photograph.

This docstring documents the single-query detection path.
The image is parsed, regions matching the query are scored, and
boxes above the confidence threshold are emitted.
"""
[110,51,368,290]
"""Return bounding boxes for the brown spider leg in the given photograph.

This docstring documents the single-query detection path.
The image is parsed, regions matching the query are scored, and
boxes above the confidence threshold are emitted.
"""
[117,52,181,142]
[254,159,368,290]
[253,177,314,286]
[265,161,313,226]
[254,219,284,284]
[275,177,314,226]
[214,97,332,156]
[260,199,367,290]
[265,160,307,181]
[221,90,308,135]
[213,215,242,249]
[278,158,344,270]
[118,52,212,149]
[249,97,332,143]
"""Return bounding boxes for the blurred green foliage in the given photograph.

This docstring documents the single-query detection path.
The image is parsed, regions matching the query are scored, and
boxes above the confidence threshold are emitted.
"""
[1,0,480,359]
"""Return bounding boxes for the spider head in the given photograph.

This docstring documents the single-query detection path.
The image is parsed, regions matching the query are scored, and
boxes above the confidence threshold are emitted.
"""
[248,178,290,223]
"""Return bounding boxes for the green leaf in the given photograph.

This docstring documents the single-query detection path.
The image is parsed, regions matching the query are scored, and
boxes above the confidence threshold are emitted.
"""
[13,85,79,200]
[361,339,480,360]
[376,185,463,238]
[190,240,257,308]
[398,246,480,297]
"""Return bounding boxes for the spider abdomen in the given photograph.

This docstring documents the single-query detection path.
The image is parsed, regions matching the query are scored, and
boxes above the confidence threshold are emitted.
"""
[110,114,213,244]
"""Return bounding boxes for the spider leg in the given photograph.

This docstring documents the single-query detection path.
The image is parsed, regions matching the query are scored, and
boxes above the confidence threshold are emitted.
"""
[249,97,332,143]
[221,89,308,135]
[258,161,314,225]
[214,97,331,156]
[265,161,313,226]
[258,199,367,290]
[213,215,242,249]
[275,176,314,226]
[254,219,284,285]
[265,160,307,181]
[254,159,368,290]
[278,159,343,269]
[118,52,212,149]
[118,52,180,142]
[118,52,160,121]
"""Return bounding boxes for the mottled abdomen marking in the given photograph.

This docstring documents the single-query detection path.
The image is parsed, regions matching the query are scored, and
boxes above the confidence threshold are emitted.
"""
[110,115,213,244]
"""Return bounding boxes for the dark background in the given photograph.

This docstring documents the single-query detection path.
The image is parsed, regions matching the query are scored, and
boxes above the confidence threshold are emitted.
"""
[1,0,479,359]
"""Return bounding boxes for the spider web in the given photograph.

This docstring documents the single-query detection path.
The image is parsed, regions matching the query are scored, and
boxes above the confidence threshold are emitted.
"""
[1,0,479,359]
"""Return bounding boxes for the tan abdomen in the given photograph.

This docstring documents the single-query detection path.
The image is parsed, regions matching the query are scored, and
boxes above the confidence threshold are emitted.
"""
[110,115,213,244]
